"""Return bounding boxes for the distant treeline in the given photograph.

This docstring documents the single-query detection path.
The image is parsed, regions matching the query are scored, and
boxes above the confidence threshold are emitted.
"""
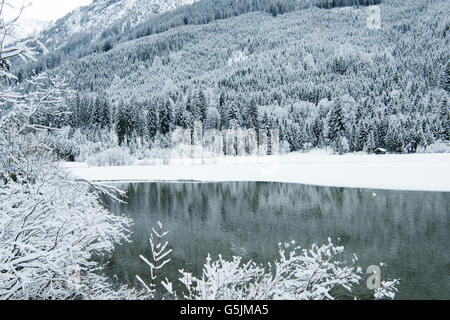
[315,0,381,9]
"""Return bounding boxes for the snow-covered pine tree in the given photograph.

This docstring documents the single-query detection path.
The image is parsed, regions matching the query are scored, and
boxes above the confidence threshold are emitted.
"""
[327,98,347,149]
[205,107,221,130]
[247,98,259,129]
[439,96,449,141]
[173,101,189,129]
[98,95,111,130]
[159,98,173,135]
[364,130,376,154]
[311,115,324,148]
[115,101,129,146]
[443,60,450,92]
[147,101,159,140]
[350,120,367,152]
[385,121,404,153]
[90,95,110,130]
[227,100,241,129]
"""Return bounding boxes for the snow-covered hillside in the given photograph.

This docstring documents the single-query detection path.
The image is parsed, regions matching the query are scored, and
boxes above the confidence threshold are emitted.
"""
[4,18,49,45]
[43,0,199,48]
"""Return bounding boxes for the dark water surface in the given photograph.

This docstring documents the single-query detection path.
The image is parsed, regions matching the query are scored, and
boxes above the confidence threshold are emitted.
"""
[102,182,449,300]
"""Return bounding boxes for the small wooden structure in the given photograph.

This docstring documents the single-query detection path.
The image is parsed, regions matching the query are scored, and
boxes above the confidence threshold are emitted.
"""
[374,148,387,155]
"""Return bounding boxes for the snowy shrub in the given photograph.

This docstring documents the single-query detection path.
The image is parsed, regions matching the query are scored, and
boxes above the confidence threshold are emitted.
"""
[205,107,221,130]
[72,129,119,162]
[227,50,249,67]
[333,136,349,155]
[373,279,400,300]
[0,90,138,299]
[422,140,450,153]
[128,135,151,160]
[303,53,317,71]
[0,32,138,299]
[0,161,138,299]
[0,114,137,299]
[43,127,83,162]
[169,127,192,160]
[279,140,291,154]
[86,147,136,167]
[154,238,399,300]
[141,147,172,165]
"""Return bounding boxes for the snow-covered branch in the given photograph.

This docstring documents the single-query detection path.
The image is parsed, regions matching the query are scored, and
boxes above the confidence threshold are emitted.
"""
[162,239,399,300]
[136,221,173,298]
[0,3,138,300]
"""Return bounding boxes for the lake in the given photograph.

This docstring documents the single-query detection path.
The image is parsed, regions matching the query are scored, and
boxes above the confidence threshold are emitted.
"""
[102,182,449,300]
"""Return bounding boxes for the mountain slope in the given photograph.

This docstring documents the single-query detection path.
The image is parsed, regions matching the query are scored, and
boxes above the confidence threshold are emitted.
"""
[53,0,447,102]
[4,18,49,45]
[13,0,450,155]
[43,0,199,49]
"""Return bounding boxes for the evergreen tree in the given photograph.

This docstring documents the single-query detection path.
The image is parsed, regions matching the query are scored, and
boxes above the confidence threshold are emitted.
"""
[91,96,102,128]
[443,61,450,92]
[350,122,363,152]
[422,123,435,148]
[174,102,189,129]
[115,102,128,146]
[247,98,259,129]
[439,97,449,141]
[70,92,82,128]
[227,101,241,128]
[334,135,349,155]
[260,111,270,130]
[364,130,376,154]
[386,123,404,153]
[311,116,324,147]
[290,122,307,151]
[79,95,92,129]
[101,99,111,129]
[327,99,347,145]
[198,90,208,122]
[205,107,221,129]
[159,98,173,135]
[147,102,158,140]
[187,90,207,123]
[91,95,110,129]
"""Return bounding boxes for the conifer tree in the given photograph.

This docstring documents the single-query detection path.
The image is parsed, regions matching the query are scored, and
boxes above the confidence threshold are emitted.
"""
[364,130,376,154]
[159,98,173,135]
[115,101,128,146]
[439,97,449,141]
[247,98,259,129]
[328,99,347,146]
[147,102,159,140]
[174,102,189,129]
[386,124,404,153]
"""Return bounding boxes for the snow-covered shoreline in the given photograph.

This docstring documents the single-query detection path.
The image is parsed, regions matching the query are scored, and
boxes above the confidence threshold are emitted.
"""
[64,152,450,192]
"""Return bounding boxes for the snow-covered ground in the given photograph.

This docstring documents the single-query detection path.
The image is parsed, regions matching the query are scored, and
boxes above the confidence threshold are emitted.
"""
[64,152,450,192]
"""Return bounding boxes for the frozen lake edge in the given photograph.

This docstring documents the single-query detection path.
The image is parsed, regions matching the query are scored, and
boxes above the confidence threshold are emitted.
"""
[64,152,450,192]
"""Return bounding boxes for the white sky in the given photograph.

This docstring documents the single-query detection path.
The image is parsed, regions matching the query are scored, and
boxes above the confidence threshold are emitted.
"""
[6,0,93,22]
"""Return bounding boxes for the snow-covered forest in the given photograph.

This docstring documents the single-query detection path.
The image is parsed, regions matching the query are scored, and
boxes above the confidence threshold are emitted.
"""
[0,0,448,301]
[10,0,449,162]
